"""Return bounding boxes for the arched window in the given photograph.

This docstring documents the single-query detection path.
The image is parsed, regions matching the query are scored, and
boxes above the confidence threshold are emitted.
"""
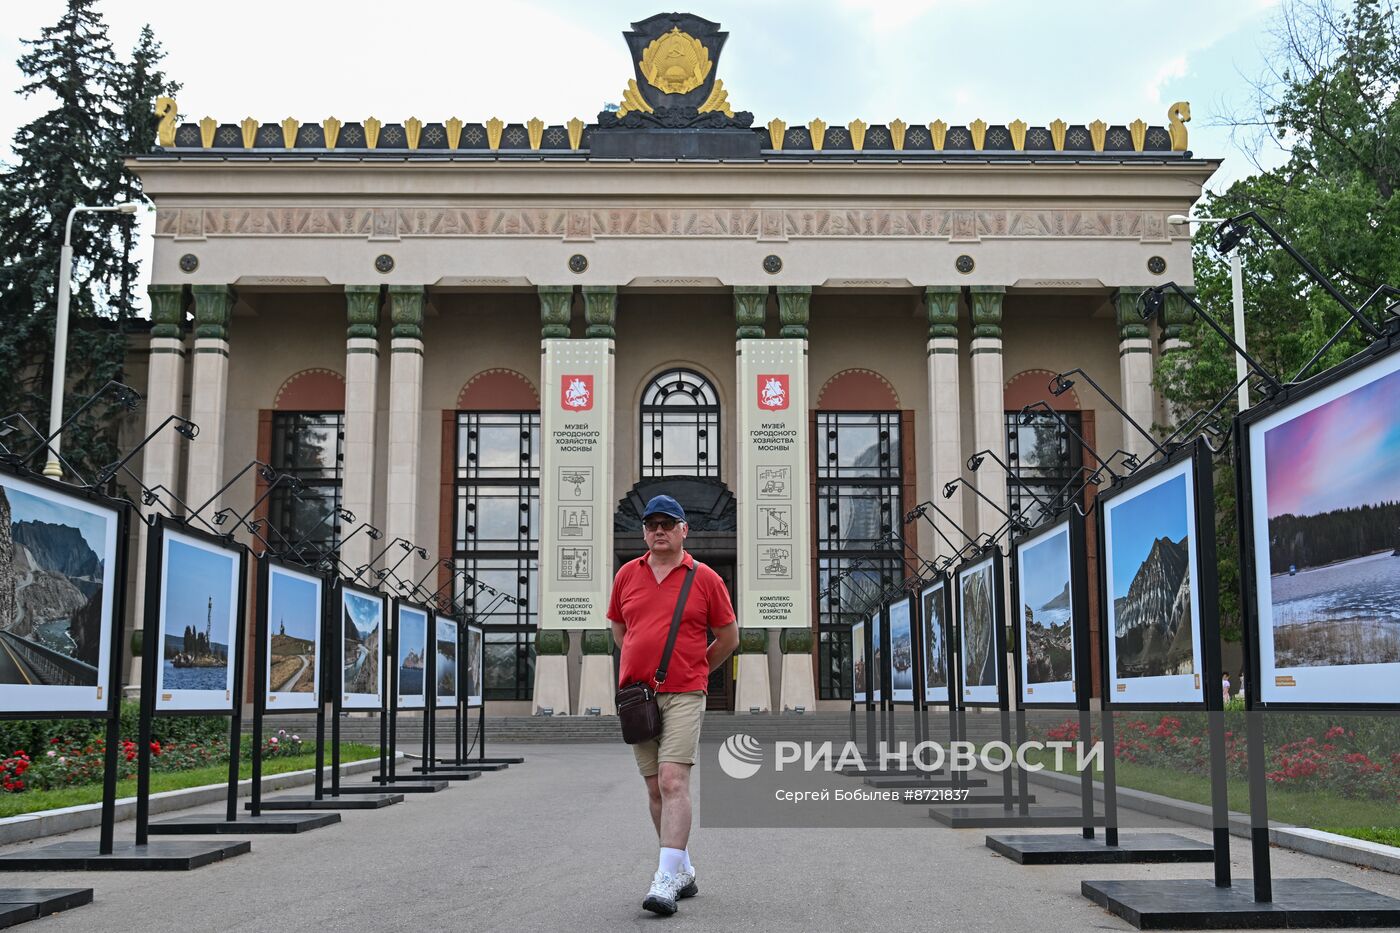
[640,368,720,478]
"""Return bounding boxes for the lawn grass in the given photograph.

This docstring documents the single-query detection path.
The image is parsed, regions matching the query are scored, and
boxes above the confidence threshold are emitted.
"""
[0,743,380,819]
[1021,750,1400,849]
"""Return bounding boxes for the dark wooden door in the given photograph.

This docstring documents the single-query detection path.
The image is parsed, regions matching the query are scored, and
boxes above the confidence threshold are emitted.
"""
[706,560,737,711]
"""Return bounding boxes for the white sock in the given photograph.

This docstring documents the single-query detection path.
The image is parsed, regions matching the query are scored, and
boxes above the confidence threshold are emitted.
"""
[682,848,693,872]
[658,846,685,876]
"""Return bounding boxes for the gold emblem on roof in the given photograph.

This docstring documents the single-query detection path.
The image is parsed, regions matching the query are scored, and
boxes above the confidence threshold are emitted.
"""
[640,27,712,95]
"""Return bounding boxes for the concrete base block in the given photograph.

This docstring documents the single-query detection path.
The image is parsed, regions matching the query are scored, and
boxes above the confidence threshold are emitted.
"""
[576,654,617,716]
[735,654,772,712]
[533,654,571,715]
[778,653,816,711]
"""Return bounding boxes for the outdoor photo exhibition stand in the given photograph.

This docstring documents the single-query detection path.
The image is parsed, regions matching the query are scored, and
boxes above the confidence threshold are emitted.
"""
[0,465,125,897]
[407,612,480,782]
[1089,324,1400,926]
[930,546,1044,828]
[987,505,1210,863]
[127,516,253,862]
[330,582,445,796]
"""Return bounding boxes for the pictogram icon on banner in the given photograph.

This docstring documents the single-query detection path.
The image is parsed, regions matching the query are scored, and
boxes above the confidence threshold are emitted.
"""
[562,375,594,411]
[756,374,790,411]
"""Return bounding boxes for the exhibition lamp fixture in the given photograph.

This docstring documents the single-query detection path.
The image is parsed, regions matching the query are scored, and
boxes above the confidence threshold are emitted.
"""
[1051,368,1168,465]
[1137,282,1283,401]
[1167,213,1253,411]
[44,201,143,479]
[942,476,1020,542]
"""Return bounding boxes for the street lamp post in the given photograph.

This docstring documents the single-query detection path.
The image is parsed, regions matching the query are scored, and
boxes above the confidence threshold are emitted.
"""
[43,201,141,478]
[1168,214,1249,413]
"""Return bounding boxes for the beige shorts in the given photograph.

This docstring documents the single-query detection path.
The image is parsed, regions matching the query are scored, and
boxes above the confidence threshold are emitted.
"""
[632,691,706,777]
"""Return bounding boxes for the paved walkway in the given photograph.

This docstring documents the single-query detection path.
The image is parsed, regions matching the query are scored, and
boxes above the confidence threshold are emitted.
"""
[3,742,1399,932]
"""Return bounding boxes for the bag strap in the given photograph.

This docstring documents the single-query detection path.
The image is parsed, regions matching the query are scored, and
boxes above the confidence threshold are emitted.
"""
[654,562,699,686]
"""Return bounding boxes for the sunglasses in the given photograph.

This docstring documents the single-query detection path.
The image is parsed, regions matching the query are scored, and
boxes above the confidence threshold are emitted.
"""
[643,518,679,532]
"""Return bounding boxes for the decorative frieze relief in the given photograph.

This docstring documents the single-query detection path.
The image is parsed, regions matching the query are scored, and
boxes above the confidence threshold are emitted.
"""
[157,206,1182,243]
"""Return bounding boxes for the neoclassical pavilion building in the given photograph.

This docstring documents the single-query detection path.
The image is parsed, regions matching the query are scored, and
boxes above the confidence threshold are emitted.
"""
[123,14,1216,713]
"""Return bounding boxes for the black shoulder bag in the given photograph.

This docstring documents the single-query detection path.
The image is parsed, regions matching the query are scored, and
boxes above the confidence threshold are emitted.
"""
[616,563,698,744]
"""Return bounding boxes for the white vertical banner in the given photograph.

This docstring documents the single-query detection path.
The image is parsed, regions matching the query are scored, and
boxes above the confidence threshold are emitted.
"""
[539,338,615,629]
[736,339,811,628]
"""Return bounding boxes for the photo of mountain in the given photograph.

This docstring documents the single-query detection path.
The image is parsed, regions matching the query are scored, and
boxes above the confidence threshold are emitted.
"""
[266,564,320,707]
[1259,361,1400,674]
[921,581,947,696]
[0,476,115,711]
[398,605,427,708]
[959,560,997,690]
[889,599,913,701]
[1107,471,1196,683]
[436,617,457,704]
[1019,526,1074,687]
[341,589,382,706]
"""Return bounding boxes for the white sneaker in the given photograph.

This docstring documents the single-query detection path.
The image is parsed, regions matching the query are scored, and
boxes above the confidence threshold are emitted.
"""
[643,870,682,916]
[676,865,698,899]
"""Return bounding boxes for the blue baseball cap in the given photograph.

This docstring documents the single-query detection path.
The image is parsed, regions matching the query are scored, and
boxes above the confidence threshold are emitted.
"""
[642,494,686,522]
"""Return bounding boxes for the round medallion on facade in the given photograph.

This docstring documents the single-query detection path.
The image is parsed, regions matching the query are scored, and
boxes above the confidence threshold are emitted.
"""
[568,253,588,274]
[375,253,395,274]
[178,253,199,273]
[763,254,783,275]
[1147,255,1167,275]
[955,254,975,275]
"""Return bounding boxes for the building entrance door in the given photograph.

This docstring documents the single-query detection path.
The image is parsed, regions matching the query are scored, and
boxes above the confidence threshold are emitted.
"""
[705,560,737,711]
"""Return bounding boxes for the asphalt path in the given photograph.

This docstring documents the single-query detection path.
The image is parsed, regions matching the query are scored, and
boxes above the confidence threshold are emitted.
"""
[3,742,1399,932]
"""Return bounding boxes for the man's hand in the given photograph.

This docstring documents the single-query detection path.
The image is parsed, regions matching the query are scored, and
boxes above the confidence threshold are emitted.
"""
[611,621,626,650]
[707,623,740,673]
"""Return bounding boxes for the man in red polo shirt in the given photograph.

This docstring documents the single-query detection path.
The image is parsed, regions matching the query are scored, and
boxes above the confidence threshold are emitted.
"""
[608,494,738,917]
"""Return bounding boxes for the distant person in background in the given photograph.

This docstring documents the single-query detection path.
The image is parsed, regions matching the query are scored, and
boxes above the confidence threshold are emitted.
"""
[1222,673,1231,705]
[1238,671,1247,702]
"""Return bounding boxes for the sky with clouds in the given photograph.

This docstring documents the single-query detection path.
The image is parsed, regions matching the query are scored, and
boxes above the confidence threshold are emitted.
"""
[1,0,1291,313]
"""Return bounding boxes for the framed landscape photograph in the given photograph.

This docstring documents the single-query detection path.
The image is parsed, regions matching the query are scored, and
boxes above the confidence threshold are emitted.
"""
[1014,518,1077,706]
[871,609,884,704]
[263,560,322,711]
[156,525,244,713]
[0,471,121,714]
[1243,344,1400,707]
[1100,451,1208,707]
[888,594,914,703]
[396,602,428,710]
[956,550,1004,707]
[340,583,385,709]
[852,617,867,704]
[435,615,458,708]
[465,621,483,707]
[919,578,950,705]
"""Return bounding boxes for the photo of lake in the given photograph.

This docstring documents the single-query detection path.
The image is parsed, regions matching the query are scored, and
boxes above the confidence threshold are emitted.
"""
[342,590,382,705]
[398,606,427,705]
[266,565,320,703]
[1019,526,1074,686]
[159,533,239,708]
[1260,361,1400,673]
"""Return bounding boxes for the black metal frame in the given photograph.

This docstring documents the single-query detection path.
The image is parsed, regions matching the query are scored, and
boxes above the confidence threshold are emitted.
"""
[1010,511,1093,712]
[952,547,1008,711]
[388,597,432,784]
[917,576,955,708]
[639,366,721,478]
[0,465,130,854]
[250,552,329,815]
[328,579,388,795]
[1094,439,1221,713]
[885,590,918,706]
[135,515,250,844]
[1235,325,1400,713]
[463,619,484,709]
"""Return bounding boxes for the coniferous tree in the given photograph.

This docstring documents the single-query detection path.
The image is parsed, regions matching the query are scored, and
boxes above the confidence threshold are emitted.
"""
[0,3,179,479]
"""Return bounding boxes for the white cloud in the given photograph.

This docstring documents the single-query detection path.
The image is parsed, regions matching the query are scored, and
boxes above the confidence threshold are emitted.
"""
[1146,55,1189,105]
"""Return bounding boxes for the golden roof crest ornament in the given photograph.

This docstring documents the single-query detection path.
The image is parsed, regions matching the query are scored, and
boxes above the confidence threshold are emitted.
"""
[640,27,712,95]
[598,13,753,137]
